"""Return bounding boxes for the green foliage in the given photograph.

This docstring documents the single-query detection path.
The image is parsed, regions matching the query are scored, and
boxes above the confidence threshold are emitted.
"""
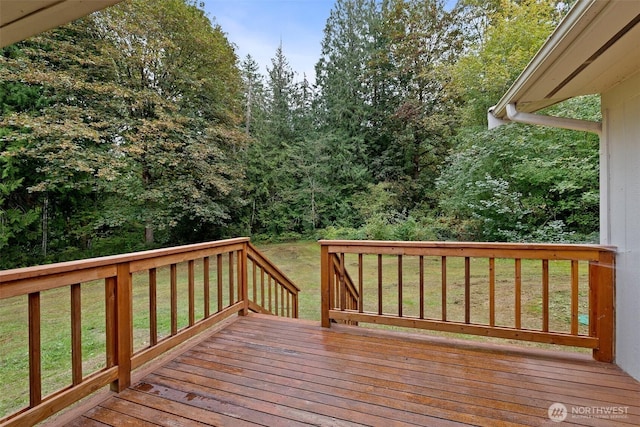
[0,1,246,268]
[437,97,600,242]
[1,21,124,267]
[95,0,246,244]
[243,45,316,237]
[0,0,601,269]
[452,0,566,126]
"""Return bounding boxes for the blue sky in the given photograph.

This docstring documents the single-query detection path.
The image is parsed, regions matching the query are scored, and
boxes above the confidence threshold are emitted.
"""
[202,0,457,83]
[203,0,332,82]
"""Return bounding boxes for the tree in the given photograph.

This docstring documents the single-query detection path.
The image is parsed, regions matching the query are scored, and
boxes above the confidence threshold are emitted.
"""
[316,0,378,138]
[313,0,380,227]
[452,0,566,126]
[0,20,127,266]
[437,97,600,242]
[95,0,246,244]
[374,0,463,208]
[0,0,247,267]
[432,0,598,244]
[240,55,266,137]
[244,44,311,236]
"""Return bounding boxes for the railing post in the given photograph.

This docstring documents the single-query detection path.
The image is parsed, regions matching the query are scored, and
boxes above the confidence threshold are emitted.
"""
[590,251,615,362]
[321,243,331,328]
[112,262,132,392]
[240,242,249,316]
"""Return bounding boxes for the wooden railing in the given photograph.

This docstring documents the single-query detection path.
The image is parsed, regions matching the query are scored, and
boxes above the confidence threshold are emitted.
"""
[0,238,299,427]
[320,240,615,362]
[330,253,358,324]
[247,242,300,318]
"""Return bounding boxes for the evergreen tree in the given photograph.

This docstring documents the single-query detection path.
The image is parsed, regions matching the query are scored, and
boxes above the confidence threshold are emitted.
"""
[244,44,308,236]
[240,55,266,137]
[314,0,379,226]
[376,0,463,209]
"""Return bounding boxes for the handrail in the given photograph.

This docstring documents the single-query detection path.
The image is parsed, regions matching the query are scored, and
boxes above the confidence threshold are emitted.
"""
[0,238,250,293]
[0,238,299,426]
[331,253,359,322]
[246,242,300,318]
[320,240,615,363]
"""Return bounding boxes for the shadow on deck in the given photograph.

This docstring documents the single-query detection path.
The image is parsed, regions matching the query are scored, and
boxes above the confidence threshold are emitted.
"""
[53,314,639,427]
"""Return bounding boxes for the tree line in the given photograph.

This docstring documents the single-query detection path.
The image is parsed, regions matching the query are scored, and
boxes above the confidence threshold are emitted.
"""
[0,0,598,269]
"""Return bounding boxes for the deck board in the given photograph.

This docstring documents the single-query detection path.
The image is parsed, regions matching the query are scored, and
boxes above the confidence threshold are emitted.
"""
[62,314,640,426]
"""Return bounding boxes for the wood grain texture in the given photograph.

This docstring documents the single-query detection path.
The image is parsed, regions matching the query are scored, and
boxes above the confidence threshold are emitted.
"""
[28,291,41,407]
[320,241,615,355]
[2,239,302,427]
[62,314,640,427]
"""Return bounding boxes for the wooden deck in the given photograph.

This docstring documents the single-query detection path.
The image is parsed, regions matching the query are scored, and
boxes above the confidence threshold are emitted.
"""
[55,314,639,427]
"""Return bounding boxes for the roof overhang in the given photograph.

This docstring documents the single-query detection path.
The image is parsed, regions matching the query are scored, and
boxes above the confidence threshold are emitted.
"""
[0,0,123,48]
[490,0,640,122]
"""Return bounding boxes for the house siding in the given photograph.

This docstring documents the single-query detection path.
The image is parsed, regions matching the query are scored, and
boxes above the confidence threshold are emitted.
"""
[602,71,640,381]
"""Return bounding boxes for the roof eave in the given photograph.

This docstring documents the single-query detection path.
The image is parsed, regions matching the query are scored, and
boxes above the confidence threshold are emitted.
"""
[490,0,603,120]
[0,0,123,48]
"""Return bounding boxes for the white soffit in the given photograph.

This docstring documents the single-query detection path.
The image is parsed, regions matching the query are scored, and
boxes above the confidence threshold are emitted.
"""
[491,0,640,119]
[0,0,122,48]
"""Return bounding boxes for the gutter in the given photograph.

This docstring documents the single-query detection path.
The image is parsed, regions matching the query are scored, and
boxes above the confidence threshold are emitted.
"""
[488,103,602,136]
[489,0,603,120]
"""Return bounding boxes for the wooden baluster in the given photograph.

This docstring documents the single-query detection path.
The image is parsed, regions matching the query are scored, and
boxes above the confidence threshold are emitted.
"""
[188,260,195,326]
[237,250,243,309]
[252,259,257,303]
[419,256,424,320]
[378,254,383,315]
[542,260,549,332]
[268,276,272,313]
[105,277,116,370]
[489,258,495,327]
[358,254,363,313]
[340,253,346,311]
[28,291,41,406]
[229,252,234,305]
[571,260,579,335]
[149,269,157,345]
[273,279,277,315]
[398,255,403,318]
[465,257,470,324]
[515,258,522,329]
[281,286,285,316]
[334,270,339,310]
[71,283,82,386]
[261,268,265,308]
[217,254,223,312]
[321,244,330,327]
[589,261,597,339]
[286,291,290,317]
[170,264,177,335]
[203,257,210,318]
[441,256,447,321]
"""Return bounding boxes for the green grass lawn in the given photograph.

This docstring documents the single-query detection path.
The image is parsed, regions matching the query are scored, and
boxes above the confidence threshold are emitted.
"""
[0,240,590,418]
